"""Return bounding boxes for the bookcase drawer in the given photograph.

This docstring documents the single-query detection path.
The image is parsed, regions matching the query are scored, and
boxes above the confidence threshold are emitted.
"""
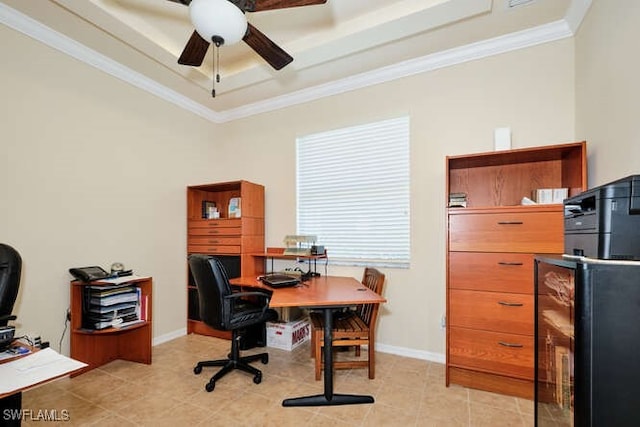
[187,245,241,255]
[188,220,241,237]
[449,211,563,253]
[449,327,534,380]
[449,289,533,335]
[448,252,534,293]
[188,236,241,246]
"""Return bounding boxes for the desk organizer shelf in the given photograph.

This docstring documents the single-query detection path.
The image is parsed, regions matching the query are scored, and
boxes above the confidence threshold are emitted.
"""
[69,276,152,376]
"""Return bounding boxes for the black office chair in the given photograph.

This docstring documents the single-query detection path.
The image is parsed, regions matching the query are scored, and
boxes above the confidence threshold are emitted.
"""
[0,244,22,326]
[0,244,22,350]
[188,254,277,392]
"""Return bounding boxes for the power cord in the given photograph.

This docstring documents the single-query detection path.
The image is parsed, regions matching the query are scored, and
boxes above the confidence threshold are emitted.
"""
[59,308,70,352]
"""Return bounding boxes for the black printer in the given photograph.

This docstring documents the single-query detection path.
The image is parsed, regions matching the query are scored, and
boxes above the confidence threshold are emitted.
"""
[564,175,640,260]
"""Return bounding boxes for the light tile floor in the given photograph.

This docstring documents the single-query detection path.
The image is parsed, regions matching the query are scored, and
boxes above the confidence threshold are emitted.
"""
[21,334,535,426]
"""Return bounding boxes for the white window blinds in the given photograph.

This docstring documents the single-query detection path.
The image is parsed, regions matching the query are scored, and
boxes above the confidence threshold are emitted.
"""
[296,116,410,268]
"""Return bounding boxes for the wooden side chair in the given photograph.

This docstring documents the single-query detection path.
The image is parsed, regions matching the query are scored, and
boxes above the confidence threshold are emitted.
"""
[309,267,385,380]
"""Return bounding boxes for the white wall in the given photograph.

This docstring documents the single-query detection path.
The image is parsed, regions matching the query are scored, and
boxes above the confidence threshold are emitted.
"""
[0,25,229,350]
[215,39,576,358]
[575,1,640,187]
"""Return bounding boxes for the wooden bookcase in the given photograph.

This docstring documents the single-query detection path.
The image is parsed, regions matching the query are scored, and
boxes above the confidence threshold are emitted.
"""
[69,276,152,376]
[445,141,587,399]
[186,180,265,338]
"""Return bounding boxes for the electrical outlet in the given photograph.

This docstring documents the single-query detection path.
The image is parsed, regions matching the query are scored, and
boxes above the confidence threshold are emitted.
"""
[440,315,446,329]
[66,309,71,321]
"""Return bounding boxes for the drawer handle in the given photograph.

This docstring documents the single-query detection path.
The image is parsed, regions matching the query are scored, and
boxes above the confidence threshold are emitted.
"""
[498,261,524,266]
[209,240,220,244]
[208,230,220,234]
[498,301,524,307]
[497,221,523,225]
[498,341,524,348]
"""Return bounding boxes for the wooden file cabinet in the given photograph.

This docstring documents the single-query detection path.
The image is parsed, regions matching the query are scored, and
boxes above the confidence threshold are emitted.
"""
[186,181,265,338]
[445,142,587,398]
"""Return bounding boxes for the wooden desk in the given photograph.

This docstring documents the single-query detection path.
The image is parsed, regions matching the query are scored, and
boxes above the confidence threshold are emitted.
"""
[231,275,386,407]
[1,346,86,426]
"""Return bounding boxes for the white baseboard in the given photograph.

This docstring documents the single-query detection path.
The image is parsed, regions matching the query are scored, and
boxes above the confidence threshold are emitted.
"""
[153,328,446,365]
[376,343,446,365]
[152,328,187,347]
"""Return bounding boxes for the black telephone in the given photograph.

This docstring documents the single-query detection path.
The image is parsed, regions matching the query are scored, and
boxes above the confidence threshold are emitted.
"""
[69,266,110,282]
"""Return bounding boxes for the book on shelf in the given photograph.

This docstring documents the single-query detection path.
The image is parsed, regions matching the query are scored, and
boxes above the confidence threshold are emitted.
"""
[448,192,467,208]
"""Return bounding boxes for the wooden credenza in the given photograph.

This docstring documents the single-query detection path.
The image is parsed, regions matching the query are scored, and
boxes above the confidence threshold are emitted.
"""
[186,180,265,338]
[445,142,587,398]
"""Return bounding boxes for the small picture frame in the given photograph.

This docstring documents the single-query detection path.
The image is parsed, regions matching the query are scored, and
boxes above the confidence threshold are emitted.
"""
[228,197,241,218]
[201,201,216,219]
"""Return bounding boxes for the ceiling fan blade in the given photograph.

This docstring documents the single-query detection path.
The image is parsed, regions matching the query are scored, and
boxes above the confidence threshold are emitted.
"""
[243,23,293,70]
[178,30,210,66]
[166,0,191,5]
[250,0,327,12]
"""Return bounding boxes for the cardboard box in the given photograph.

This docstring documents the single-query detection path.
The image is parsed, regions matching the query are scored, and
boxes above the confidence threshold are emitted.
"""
[266,317,310,351]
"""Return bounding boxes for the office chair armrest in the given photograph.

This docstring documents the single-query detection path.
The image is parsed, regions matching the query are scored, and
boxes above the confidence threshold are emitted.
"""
[225,291,272,313]
[0,314,17,322]
[225,291,271,302]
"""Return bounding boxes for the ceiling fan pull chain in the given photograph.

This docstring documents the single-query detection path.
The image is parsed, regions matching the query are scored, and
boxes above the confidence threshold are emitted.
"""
[210,37,223,98]
[216,43,221,84]
[211,41,217,98]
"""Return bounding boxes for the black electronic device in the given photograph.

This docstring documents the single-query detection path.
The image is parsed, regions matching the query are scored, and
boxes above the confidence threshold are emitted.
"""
[0,325,15,351]
[69,266,110,283]
[564,175,640,260]
[260,274,300,288]
[311,245,325,255]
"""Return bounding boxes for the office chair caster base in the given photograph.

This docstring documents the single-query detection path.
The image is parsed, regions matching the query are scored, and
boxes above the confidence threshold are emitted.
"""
[194,365,203,375]
[261,354,269,364]
[253,373,262,384]
[205,381,215,392]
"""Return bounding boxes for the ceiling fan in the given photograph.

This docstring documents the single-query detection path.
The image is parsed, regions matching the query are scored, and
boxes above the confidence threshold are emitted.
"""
[169,0,328,71]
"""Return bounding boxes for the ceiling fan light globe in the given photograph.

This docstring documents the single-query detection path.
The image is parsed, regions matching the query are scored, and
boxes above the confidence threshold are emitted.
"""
[189,0,247,46]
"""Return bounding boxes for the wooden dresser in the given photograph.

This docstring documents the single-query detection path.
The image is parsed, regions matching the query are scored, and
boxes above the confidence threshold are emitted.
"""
[445,142,587,398]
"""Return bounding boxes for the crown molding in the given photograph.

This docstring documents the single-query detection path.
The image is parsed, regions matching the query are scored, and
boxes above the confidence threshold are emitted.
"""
[1,1,586,124]
[0,3,223,123]
[219,19,573,122]
[564,0,592,33]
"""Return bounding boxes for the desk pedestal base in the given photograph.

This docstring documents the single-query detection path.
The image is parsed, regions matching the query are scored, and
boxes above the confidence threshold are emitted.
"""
[283,393,373,407]
[282,308,375,407]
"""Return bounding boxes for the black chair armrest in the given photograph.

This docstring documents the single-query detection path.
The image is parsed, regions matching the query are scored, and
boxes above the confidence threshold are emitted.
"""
[0,314,17,322]
[226,291,271,300]
[225,291,272,313]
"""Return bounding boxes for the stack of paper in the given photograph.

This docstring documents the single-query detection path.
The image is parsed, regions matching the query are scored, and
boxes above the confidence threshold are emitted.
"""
[83,285,141,330]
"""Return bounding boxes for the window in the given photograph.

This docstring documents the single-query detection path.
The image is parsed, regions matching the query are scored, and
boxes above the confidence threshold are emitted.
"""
[296,116,410,268]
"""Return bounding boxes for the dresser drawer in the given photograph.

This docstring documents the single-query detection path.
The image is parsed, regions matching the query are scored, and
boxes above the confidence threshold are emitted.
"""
[449,252,533,293]
[449,289,533,335]
[188,236,241,246]
[188,219,241,237]
[187,245,241,255]
[449,211,563,253]
[449,327,534,380]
